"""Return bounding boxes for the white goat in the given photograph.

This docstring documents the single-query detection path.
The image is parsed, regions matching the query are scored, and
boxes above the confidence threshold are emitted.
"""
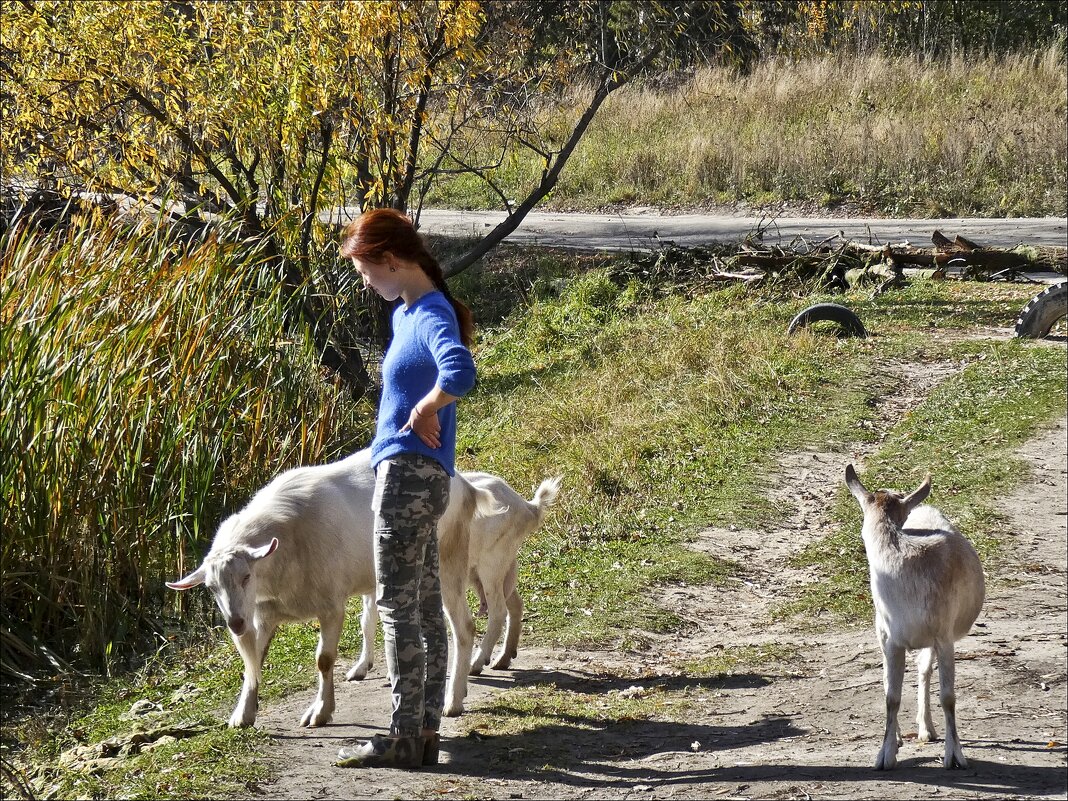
[464,472,562,673]
[166,448,499,728]
[845,464,985,770]
[352,472,562,678]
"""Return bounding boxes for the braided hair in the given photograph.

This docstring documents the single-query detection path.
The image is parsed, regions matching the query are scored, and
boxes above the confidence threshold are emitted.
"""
[340,209,474,347]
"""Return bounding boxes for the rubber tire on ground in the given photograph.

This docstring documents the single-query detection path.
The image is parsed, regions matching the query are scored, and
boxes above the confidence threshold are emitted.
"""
[1014,281,1068,338]
[786,303,867,338]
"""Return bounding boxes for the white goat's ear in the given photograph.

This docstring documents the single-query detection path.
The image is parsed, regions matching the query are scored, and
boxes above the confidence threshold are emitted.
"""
[844,464,870,503]
[249,538,279,561]
[903,473,932,508]
[166,565,207,591]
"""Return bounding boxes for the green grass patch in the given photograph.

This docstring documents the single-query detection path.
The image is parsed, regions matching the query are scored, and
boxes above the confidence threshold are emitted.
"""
[780,337,1067,623]
[680,643,802,679]
[13,594,378,800]
[455,267,885,649]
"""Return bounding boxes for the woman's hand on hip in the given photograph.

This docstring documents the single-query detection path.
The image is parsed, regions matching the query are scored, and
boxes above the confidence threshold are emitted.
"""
[401,404,441,449]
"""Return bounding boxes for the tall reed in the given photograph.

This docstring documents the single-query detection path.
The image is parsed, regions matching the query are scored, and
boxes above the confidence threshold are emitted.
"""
[0,214,372,682]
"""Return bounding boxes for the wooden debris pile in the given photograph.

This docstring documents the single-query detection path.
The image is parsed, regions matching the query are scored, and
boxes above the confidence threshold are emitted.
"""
[612,229,1067,293]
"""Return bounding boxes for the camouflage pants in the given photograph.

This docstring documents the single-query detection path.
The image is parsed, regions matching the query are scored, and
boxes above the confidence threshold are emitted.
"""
[372,453,451,738]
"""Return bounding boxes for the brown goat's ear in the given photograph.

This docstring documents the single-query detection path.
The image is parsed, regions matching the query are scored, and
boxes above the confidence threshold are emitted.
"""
[844,464,870,503]
[903,474,932,509]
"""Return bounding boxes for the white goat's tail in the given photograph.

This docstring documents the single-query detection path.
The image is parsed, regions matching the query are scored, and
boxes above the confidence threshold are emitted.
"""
[532,475,563,522]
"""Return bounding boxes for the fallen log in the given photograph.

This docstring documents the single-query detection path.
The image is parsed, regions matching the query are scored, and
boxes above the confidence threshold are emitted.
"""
[951,248,1032,274]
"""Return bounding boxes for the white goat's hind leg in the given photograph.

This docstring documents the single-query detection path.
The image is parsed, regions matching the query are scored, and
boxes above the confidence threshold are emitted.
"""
[492,587,524,670]
[229,616,277,728]
[915,647,936,743]
[347,594,378,681]
[440,567,474,717]
[300,607,344,727]
[876,641,906,770]
[936,640,967,769]
[470,575,508,675]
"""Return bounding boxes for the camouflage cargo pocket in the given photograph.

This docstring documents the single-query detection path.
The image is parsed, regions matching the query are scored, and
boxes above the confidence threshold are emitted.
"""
[374,454,449,525]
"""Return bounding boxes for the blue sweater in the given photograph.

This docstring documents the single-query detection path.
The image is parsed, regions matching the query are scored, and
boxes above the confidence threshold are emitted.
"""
[371,290,476,476]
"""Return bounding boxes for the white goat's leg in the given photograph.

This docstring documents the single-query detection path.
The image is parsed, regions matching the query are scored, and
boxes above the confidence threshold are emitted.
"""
[936,640,967,769]
[915,647,936,743]
[229,615,277,728]
[492,587,524,670]
[440,566,474,717]
[876,640,906,770]
[471,571,508,675]
[347,594,378,681]
[300,607,344,727]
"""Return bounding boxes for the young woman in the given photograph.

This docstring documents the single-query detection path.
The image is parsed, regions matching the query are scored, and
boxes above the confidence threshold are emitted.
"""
[335,209,476,769]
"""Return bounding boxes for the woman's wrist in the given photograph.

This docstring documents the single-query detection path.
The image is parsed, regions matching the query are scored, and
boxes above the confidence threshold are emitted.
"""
[414,403,435,417]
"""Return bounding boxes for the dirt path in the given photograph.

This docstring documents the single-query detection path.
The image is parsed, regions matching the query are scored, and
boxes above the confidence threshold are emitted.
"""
[251,361,1067,801]
[386,208,1068,252]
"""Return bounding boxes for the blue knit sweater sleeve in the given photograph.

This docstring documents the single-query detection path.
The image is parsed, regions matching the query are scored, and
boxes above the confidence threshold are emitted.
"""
[370,291,475,475]
[420,298,476,398]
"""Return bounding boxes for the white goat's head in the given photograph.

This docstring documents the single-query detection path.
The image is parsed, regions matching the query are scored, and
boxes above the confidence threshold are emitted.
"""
[845,464,932,528]
[167,518,278,637]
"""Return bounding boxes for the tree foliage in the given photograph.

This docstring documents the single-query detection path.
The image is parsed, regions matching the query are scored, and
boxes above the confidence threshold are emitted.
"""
[755,0,1067,58]
[2,0,757,394]
[1,0,756,229]
[3,0,494,394]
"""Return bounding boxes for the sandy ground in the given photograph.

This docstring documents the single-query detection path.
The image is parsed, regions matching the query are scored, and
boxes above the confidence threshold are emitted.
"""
[247,348,1067,801]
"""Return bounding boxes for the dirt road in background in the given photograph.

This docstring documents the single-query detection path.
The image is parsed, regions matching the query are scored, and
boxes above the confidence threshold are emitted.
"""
[249,338,1067,801]
[327,207,1068,252]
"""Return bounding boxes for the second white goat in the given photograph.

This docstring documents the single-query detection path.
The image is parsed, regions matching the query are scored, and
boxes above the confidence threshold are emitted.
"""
[353,471,562,678]
[845,464,985,770]
[463,471,562,673]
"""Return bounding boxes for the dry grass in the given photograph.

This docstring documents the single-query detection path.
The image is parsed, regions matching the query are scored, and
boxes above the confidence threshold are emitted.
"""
[434,48,1067,217]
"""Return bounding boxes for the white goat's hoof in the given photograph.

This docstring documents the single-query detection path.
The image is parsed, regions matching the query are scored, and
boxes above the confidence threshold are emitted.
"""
[944,744,968,769]
[491,654,512,670]
[874,748,898,770]
[469,660,485,676]
[300,703,333,727]
[229,696,258,728]
[442,700,464,717]
[346,664,370,681]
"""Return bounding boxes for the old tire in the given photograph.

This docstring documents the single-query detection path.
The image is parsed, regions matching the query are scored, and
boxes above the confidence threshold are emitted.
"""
[1014,281,1067,338]
[787,303,867,338]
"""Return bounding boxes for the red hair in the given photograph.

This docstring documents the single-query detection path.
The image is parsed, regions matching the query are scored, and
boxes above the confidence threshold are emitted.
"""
[341,209,474,347]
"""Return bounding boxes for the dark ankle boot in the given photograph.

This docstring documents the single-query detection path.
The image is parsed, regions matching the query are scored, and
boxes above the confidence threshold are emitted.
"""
[422,731,440,766]
[336,734,424,769]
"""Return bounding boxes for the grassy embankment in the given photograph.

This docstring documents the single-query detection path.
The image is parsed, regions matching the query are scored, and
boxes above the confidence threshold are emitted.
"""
[429,49,1068,218]
[10,235,1065,798]
[427,256,1068,757]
